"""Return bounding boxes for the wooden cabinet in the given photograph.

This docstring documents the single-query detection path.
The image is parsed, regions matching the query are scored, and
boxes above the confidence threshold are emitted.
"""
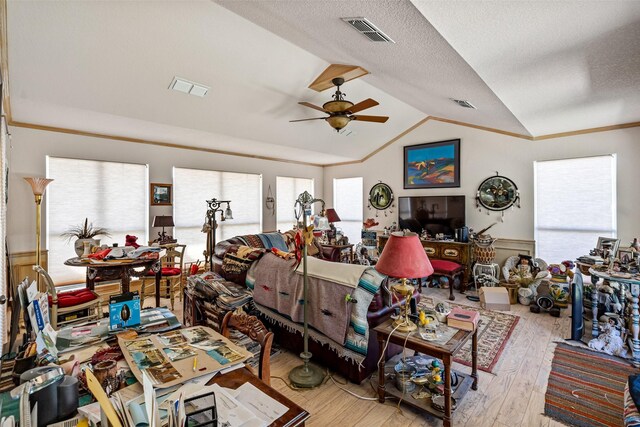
[378,236,473,289]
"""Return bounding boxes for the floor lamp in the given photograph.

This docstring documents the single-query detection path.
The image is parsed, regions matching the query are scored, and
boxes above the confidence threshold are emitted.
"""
[289,191,329,388]
[24,177,54,292]
[204,198,232,270]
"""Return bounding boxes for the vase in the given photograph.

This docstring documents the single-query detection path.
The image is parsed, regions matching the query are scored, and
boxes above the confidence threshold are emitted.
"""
[473,235,497,264]
[74,238,100,257]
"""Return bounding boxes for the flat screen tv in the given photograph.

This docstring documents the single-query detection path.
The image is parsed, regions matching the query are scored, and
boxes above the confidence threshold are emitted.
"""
[398,196,465,237]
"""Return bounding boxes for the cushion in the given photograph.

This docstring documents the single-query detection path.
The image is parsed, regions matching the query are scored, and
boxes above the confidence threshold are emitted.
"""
[146,267,182,276]
[49,288,97,308]
[431,259,464,273]
[222,253,254,275]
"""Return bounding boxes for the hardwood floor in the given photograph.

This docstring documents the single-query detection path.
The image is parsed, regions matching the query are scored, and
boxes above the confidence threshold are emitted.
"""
[262,288,572,427]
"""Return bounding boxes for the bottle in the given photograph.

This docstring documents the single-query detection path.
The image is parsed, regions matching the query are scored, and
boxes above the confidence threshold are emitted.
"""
[632,238,640,252]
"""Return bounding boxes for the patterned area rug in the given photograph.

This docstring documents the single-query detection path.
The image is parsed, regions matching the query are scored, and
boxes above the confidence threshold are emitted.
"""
[417,300,519,373]
[545,343,636,427]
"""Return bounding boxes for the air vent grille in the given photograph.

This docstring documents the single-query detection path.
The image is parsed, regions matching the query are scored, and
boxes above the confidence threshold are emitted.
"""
[169,76,209,98]
[451,99,477,109]
[342,17,395,43]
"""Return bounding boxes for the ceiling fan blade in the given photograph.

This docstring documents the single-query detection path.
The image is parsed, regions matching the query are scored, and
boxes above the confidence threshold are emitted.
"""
[351,115,389,123]
[289,117,327,122]
[298,102,329,113]
[347,98,379,114]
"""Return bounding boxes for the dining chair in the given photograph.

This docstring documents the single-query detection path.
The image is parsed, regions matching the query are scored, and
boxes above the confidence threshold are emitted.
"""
[33,265,102,330]
[221,310,274,385]
[140,244,186,310]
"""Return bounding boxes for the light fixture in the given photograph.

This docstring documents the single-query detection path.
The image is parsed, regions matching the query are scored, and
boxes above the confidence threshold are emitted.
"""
[326,115,352,131]
[324,208,341,242]
[24,177,54,291]
[203,198,233,269]
[375,231,434,332]
[152,215,175,243]
[289,191,327,388]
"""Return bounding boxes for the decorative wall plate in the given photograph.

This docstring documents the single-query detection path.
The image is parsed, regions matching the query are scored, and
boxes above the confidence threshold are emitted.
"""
[476,175,520,212]
[368,182,394,210]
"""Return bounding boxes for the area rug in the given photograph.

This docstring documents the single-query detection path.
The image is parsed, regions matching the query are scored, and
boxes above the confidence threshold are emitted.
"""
[544,342,636,427]
[416,300,519,373]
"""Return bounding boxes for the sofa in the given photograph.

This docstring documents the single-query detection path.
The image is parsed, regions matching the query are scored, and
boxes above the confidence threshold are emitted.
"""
[213,231,419,383]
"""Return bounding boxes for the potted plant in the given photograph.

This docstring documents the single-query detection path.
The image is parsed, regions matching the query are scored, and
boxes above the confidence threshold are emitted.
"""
[61,218,110,256]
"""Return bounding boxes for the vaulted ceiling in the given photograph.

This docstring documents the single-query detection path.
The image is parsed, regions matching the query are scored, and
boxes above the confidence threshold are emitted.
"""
[6,1,640,165]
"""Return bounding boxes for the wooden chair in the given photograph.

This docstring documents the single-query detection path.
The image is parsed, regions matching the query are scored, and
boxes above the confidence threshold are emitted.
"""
[140,244,186,310]
[33,265,102,330]
[221,310,274,385]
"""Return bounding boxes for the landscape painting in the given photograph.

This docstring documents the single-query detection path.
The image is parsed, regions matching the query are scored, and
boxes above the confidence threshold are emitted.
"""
[403,139,460,189]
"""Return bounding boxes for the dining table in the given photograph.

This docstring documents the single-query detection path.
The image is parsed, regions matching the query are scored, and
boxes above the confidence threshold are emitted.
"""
[589,267,640,365]
[64,256,163,307]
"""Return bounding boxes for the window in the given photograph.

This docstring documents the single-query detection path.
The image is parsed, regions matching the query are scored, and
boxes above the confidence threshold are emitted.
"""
[174,168,262,262]
[276,176,314,232]
[534,155,616,263]
[333,177,363,245]
[47,157,148,283]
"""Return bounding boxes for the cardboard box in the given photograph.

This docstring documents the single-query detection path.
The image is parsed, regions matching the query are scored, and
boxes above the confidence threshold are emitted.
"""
[479,287,511,311]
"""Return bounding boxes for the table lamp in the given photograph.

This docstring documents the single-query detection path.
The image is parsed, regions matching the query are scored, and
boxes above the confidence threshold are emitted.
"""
[324,208,341,243]
[375,231,433,332]
[153,215,175,243]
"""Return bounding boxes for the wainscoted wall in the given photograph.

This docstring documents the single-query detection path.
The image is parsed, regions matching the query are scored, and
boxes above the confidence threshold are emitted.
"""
[324,120,640,261]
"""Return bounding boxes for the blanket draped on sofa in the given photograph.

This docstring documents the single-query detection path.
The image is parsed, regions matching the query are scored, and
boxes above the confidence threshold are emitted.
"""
[246,253,385,364]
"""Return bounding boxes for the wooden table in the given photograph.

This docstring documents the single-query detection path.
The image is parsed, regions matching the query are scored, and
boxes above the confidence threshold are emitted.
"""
[374,319,478,427]
[64,257,163,307]
[208,367,310,426]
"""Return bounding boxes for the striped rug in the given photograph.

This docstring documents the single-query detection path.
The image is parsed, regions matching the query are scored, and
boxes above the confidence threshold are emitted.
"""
[545,342,638,427]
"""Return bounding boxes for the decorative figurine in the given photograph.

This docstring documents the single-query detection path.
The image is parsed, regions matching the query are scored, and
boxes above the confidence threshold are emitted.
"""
[588,316,627,357]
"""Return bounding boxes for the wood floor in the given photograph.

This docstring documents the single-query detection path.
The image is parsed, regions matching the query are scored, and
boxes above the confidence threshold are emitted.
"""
[262,287,573,427]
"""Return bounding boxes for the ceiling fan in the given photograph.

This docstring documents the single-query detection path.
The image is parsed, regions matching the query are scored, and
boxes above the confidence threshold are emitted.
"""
[290,77,389,132]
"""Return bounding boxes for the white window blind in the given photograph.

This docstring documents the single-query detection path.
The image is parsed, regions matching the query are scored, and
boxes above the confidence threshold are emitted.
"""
[47,157,148,283]
[276,176,313,232]
[174,168,262,262]
[333,177,363,245]
[534,155,616,263]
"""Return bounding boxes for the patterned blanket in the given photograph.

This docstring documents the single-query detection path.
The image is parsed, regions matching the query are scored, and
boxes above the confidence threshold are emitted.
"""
[246,253,384,363]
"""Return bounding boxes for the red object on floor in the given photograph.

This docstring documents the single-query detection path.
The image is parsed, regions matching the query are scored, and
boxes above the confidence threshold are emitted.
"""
[430,259,463,273]
[48,288,98,308]
[146,267,181,276]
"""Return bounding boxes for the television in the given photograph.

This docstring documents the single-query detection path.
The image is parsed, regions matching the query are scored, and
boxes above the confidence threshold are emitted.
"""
[398,196,465,237]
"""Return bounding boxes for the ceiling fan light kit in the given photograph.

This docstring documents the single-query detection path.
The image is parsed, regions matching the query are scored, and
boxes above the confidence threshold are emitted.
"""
[291,77,389,132]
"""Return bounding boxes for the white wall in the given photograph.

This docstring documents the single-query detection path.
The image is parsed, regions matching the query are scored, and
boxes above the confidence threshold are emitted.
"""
[7,126,323,252]
[324,119,640,246]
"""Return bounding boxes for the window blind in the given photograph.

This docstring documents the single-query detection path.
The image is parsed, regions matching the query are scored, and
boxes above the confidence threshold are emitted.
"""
[47,157,148,283]
[333,177,363,245]
[534,155,616,263]
[174,168,262,262]
[276,176,313,232]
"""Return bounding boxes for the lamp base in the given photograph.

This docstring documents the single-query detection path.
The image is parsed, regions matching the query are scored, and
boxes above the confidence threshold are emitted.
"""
[392,317,417,333]
[288,362,325,388]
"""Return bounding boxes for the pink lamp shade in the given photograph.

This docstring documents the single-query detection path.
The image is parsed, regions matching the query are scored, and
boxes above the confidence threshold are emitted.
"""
[325,208,341,223]
[375,232,434,279]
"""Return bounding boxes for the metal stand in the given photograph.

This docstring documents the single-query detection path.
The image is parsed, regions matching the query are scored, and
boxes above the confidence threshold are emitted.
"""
[288,191,325,388]
[204,198,232,270]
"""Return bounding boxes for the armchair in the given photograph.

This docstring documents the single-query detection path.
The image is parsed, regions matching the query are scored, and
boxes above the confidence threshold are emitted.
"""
[33,265,102,330]
[502,255,551,298]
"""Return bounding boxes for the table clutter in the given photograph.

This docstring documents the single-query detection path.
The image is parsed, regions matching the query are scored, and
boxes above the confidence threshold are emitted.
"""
[4,269,305,427]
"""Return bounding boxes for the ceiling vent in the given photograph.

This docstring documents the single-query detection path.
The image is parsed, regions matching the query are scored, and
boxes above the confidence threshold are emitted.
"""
[169,77,209,97]
[450,99,477,109]
[341,17,395,43]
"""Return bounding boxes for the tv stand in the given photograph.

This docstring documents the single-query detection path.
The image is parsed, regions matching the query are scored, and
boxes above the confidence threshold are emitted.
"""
[378,236,473,292]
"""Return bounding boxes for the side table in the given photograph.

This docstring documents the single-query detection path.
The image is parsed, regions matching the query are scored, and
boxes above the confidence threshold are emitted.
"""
[374,319,478,427]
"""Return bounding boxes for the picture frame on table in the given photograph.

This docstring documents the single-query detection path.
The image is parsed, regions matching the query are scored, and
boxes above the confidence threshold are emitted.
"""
[596,236,620,259]
[150,183,172,206]
[617,246,634,264]
[403,139,460,189]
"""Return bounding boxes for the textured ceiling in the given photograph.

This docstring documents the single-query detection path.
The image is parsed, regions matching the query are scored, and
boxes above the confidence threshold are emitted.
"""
[6,1,640,165]
[6,0,424,164]
[411,0,640,135]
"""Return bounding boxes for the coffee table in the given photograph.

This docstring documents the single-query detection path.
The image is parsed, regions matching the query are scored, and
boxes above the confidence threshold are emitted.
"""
[374,319,478,427]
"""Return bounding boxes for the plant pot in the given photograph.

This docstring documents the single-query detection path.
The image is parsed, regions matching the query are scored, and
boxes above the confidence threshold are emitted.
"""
[74,238,100,257]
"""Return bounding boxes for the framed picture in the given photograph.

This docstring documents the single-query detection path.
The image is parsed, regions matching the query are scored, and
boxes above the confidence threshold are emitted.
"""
[150,183,172,206]
[596,236,620,258]
[404,139,460,189]
[368,182,394,210]
[617,246,634,264]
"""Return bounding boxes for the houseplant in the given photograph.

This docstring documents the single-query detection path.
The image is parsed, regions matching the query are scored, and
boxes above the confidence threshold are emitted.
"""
[61,218,110,256]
